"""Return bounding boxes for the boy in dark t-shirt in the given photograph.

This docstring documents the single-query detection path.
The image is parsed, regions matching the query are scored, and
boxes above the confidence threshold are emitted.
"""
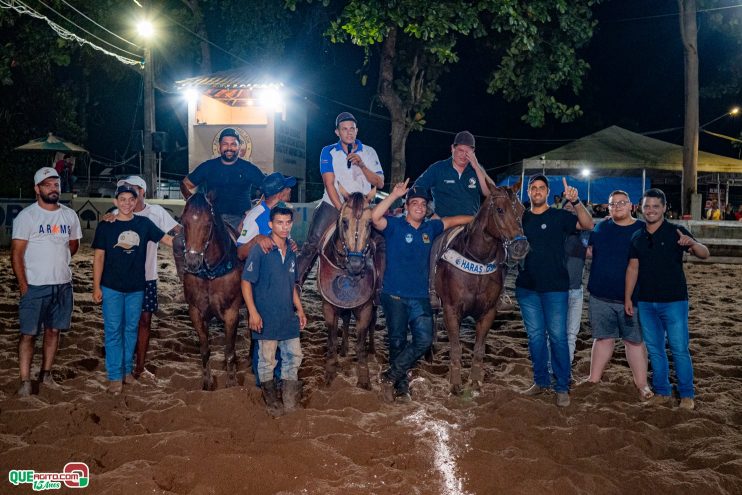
[92,186,170,395]
[242,206,306,416]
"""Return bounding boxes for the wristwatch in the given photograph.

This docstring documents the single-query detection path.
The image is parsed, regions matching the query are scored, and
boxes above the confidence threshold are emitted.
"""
[570,199,580,206]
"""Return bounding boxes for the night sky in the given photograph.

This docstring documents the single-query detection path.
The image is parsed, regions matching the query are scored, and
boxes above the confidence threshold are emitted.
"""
[84,1,741,198]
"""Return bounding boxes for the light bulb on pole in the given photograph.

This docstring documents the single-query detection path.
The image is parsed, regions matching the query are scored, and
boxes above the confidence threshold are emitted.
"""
[581,168,591,204]
[700,106,741,129]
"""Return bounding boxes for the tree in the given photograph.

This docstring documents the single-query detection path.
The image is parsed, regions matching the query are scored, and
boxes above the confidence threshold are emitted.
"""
[678,0,699,215]
[286,0,600,185]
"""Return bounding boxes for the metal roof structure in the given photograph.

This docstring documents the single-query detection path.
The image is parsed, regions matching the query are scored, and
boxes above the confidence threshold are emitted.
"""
[175,67,285,107]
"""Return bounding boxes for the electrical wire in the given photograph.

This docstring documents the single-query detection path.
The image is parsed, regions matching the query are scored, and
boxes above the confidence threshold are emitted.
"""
[59,0,141,49]
[0,0,141,65]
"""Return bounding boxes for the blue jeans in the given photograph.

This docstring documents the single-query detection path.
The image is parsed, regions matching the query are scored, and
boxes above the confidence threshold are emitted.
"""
[516,288,571,393]
[102,287,144,381]
[257,338,302,383]
[638,300,694,398]
[566,288,583,363]
[381,293,433,394]
[251,340,281,387]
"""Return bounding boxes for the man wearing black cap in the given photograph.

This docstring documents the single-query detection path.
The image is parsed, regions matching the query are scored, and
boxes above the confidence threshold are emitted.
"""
[413,130,492,218]
[180,127,265,229]
[296,112,384,285]
[371,179,473,402]
[516,174,593,407]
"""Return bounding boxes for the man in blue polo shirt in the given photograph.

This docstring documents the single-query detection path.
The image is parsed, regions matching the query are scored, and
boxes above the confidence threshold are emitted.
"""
[242,206,307,416]
[625,188,709,411]
[371,180,473,402]
[180,128,265,229]
[413,131,491,218]
[296,112,384,286]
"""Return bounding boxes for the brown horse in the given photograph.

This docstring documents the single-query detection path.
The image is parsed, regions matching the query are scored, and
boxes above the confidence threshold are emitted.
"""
[433,183,529,394]
[317,188,378,389]
[181,193,243,390]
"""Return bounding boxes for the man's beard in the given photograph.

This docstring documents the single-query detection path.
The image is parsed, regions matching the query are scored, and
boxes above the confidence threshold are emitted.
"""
[39,191,59,204]
[221,151,238,163]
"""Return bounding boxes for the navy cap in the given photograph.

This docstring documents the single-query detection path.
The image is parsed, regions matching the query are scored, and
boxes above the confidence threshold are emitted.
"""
[528,174,549,187]
[262,172,296,197]
[335,112,357,127]
[453,130,476,148]
[115,185,138,198]
[219,127,241,143]
[405,186,430,203]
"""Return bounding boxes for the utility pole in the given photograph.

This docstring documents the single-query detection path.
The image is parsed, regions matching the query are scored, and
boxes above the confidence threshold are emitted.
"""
[142,45,156,198]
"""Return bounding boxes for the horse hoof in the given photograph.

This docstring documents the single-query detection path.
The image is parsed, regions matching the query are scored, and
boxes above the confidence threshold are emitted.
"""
[357,380,372,390]
[324,373,336,387]
[225,376,237,388]
[451,384,463,396]
[471,380,483,391]
[202,378,215,391]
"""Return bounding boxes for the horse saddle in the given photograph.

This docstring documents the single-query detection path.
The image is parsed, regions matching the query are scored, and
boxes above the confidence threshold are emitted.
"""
[317,224,377,309]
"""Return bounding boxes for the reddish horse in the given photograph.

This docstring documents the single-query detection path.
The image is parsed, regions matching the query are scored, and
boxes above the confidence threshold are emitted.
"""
[433,183,529,394]
[316,189,378,389]
[181,193,243,390]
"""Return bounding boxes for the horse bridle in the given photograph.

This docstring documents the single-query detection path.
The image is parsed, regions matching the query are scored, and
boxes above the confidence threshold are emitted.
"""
[184,201,228,273]
[335,206,372,270]
[466,189,527,268]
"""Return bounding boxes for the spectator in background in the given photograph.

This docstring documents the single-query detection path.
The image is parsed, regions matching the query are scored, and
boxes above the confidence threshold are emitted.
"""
[735,205,742,221]
[705,200,721,220]
[722,203,736,221]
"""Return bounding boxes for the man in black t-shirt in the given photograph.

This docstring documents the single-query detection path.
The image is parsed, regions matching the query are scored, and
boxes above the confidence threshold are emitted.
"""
[180,128,265,229]
[516,174,593,407]
[625,188,709,411]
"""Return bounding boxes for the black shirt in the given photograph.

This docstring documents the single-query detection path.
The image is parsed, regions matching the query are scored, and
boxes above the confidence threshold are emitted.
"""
[629,220,694,302]
[187,157,265,217]
[516,208,577,292]
[92,216,165,292]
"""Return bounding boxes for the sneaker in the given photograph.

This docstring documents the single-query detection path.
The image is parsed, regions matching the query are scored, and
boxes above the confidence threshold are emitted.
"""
[107,381,123,395]
[556,392,571,407]
[17,380,32,397]
[649,395,673,406]
[679,398,695,410]
[522,384,549,396]
[379,372,395,403]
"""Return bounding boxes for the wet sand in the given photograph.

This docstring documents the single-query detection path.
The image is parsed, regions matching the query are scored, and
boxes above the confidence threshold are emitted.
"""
[1,247,741,494]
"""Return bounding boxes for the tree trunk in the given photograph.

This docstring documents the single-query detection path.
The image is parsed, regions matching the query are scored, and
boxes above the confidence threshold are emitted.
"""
[679,0,699,215]
[377,26,412,186]
[184,0,212,73]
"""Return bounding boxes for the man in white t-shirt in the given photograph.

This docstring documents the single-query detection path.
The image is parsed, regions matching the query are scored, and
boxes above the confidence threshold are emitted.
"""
[12,167,82,397]
[296,112,384,286]
[111,176,180,379]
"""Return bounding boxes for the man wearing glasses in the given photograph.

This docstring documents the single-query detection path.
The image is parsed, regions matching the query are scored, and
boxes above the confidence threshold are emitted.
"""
[624,188,709,410]
[583,190,652,400]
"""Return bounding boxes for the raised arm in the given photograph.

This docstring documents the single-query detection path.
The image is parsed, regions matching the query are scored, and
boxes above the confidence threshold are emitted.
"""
[465,149,491,197]
[372,179,409,230]
[562,177,594,230]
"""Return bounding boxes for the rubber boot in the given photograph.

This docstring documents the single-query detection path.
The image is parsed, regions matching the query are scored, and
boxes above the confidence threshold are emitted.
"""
[282,380,302,413]
[261,380,283,417]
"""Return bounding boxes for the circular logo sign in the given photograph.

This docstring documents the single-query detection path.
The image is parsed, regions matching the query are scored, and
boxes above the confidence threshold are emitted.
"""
[212,127,253,160]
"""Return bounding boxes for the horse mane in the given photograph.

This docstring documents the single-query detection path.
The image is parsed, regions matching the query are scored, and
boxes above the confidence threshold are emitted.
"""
[344,191,367,218]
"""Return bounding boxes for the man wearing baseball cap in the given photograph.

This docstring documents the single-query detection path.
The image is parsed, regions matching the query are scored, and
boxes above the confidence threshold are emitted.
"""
[180,127,265,229]
[413,130,492,218]
[296,112,385,286]
[12,167,82,396]
[105,176,181,380]
[371,179,473,402]
[516,174,593,407]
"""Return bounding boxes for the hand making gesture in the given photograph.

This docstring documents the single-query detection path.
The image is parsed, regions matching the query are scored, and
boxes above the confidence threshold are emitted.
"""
[562,177,579,203]
[390,178,410,200]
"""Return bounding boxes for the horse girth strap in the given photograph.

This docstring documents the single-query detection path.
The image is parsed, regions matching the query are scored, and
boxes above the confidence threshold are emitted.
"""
[441,248,498,276]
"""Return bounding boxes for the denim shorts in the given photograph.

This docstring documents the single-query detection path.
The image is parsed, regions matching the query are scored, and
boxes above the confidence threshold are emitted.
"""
[142,280,159,313]
[19,283,73,335]
[588,295,642,343]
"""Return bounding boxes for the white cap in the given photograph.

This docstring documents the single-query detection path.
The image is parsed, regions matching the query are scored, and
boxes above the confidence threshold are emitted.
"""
[117,175,147,192]
[114,230,141,250]
[34,167,60,185]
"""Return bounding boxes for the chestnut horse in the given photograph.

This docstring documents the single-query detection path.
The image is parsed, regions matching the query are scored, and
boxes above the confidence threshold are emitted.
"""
[433,183,529,394]
[181,193,243,390]
[316,188,378,389]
